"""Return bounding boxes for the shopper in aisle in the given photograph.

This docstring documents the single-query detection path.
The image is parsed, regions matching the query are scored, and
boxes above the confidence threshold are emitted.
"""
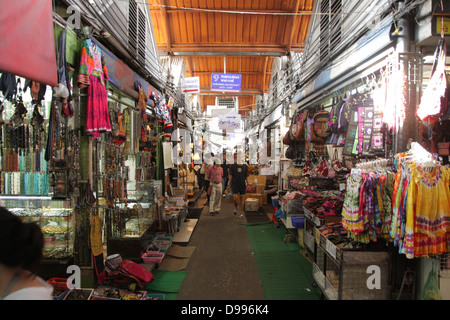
[0,207,53,300]
[228,152,249,219]
[221,153,230,198]
[198,160,207,192]
[202,161,211,204]
[207,159,224,215]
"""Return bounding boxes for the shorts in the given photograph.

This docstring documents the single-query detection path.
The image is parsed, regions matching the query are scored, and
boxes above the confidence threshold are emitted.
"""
[231,184,246,195]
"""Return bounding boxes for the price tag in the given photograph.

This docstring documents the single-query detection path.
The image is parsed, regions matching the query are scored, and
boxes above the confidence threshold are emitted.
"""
[326,240,337,259]
[314,228,321,244]
[339,183,346,191]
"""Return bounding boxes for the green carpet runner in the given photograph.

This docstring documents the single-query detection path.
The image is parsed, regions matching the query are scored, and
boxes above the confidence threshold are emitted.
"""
[246,222,321,300]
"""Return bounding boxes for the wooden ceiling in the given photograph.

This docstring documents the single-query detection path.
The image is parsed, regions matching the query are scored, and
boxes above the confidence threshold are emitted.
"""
[148,0,315,115]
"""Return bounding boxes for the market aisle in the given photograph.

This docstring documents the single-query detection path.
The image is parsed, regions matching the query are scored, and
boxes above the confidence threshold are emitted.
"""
[176,193,266,300]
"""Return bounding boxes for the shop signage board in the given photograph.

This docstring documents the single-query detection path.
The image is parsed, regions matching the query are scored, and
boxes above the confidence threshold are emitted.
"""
[95,39,161,104]
[218,114,241,130]
[435,16,450,35]
[182,77,200,93]
[211,73,241,92]
[211,107,236,117]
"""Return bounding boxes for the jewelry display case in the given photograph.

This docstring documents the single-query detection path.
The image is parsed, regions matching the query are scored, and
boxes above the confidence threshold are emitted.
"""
[105,185,159,261]
[0,196,74,262]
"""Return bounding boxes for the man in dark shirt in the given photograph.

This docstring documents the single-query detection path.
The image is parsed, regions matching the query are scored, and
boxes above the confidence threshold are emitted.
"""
[221,153,230,198]
[228,153,249,218]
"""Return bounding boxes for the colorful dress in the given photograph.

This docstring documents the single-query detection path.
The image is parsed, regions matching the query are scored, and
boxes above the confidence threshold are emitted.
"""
[78,39,111,138]
[381,171,394,237]
[405,165,450,258]
[342,173,364,238]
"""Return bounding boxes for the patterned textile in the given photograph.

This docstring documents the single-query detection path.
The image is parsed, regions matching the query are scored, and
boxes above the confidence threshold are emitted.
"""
[405,164,450,258]
[78,39,111,137]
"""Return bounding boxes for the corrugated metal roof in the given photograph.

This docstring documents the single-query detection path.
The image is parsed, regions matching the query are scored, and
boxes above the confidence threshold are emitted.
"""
[148,0,315,114]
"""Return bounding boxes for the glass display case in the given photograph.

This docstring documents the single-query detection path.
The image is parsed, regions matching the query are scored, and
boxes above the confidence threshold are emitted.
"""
[0,196,74,262]
[112,196,156,239]
[105,187,158,261]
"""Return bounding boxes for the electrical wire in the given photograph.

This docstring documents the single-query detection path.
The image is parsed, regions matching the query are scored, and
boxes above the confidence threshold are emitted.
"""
[288,0,428,106]
[135,1,395,17]
[63,0,430,124]
[66,0,164,83]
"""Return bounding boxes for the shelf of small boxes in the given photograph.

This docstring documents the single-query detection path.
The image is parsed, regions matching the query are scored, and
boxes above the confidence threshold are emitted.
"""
[141,232,174,264]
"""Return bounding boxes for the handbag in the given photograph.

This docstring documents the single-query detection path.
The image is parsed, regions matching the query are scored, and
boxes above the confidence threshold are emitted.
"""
[85,182,97,206]
[438,142,450,156]
[327,159,336,178]
[282,131,292,145]
[119,260,154,285]
[331,147,344,172]
[285,141,303,160]
[290,110,308,141]
[313,109,331,138]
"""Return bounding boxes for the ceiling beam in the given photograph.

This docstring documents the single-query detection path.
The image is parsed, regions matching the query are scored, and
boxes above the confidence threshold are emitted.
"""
[186,70,271,75]
[194,89,264,96]
[156,43,304,55]
[262,56,269,93]
[159,0,173,54]
[185,56,195,76]
[287,0,302,52]
[149,7,313,15]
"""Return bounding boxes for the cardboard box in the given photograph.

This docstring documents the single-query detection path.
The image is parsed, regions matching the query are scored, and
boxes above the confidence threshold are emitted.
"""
[243,193,263,207]
[247,175,266,187]
[255,184,265,194]
[245,198,260,212]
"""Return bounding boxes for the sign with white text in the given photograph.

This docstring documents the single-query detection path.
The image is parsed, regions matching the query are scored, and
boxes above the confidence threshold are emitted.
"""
[211,73,241,92]
[182,77,200,93]
[218,115,241,130]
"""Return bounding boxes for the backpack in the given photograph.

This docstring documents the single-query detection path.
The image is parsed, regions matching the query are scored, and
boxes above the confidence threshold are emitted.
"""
[313,109,331,139]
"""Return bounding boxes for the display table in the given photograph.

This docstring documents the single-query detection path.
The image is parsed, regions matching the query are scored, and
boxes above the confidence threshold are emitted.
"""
[164,205,187,234]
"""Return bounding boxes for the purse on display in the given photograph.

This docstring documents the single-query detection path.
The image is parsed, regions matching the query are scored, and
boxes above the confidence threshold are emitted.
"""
[85,182,97,206]
[290,109,308,141]
[282,131,292,145]
[285,141,303,160]
[313,109,331,139]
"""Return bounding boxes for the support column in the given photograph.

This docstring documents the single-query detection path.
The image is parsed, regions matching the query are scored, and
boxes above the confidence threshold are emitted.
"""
[395,0,419,153]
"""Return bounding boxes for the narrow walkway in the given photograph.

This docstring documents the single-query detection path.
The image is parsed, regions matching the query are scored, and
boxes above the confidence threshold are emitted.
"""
[176,193,266,300]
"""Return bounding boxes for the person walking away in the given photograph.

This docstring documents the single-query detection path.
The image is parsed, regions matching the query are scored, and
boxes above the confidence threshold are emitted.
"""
[221,153,230,197]
[199,161,207,192]
[228,153,249,219]
[0,207,54,300]
[207,161,223,215]
[203,162,211,204]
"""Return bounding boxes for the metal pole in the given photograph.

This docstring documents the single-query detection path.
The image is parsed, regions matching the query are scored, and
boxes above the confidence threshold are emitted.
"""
[395,0,415,154]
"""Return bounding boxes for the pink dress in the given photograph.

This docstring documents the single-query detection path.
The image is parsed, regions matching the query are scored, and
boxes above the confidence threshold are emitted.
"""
[78,39,111,138]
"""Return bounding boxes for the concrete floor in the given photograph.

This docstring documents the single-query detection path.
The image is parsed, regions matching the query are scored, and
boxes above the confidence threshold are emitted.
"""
[176,192,266,300]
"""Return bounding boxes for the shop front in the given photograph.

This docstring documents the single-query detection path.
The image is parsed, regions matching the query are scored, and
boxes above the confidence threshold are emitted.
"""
[276,0,450,300]
[0,2,191,299]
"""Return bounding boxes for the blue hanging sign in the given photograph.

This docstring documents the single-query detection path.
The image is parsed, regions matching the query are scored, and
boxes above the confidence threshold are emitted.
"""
[211,73,241,92]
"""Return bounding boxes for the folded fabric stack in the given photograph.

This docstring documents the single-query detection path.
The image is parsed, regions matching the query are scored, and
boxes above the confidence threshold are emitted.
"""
[301,189,344,218]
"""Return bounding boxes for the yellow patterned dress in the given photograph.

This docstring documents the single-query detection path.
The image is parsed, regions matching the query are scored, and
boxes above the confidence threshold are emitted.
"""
[405,164,450,259]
